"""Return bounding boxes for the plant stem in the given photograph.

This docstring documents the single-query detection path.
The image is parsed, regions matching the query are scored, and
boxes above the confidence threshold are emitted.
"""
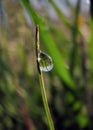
[35,25,55,130]
[70,0,81,76]
[39,72,55,130]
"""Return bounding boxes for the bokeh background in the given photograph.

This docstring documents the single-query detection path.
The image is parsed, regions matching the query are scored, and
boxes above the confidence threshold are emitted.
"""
[0,0,93,130]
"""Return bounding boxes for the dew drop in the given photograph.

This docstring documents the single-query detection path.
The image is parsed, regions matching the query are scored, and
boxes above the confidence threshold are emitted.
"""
[38,51,53,72]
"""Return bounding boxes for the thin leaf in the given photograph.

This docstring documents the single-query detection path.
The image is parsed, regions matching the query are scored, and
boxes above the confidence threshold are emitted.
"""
[88,19,93,71]
[21,0,74,88]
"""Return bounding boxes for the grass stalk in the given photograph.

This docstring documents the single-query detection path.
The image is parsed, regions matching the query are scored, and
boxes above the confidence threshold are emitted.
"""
[35,25,55,130]
[70,0,81,76]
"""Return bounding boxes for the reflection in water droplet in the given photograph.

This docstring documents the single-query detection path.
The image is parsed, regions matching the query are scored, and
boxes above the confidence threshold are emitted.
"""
[38,51,53,72]
[86,0,90,4]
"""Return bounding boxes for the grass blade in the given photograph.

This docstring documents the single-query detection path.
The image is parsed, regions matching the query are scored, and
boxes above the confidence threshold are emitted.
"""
[21,0,74,88]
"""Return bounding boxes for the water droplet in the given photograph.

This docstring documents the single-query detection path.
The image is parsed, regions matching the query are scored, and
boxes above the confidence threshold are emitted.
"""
[38,51,53,72]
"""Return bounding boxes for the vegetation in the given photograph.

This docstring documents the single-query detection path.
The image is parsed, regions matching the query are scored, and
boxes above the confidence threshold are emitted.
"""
[0,0,93,130]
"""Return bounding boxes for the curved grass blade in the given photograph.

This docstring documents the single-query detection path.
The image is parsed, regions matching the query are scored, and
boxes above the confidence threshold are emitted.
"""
[21,0,74,88]
[88,1,93,71]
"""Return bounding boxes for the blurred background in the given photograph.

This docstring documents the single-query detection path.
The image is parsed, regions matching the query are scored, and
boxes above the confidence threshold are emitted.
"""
[0,0,93,130]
